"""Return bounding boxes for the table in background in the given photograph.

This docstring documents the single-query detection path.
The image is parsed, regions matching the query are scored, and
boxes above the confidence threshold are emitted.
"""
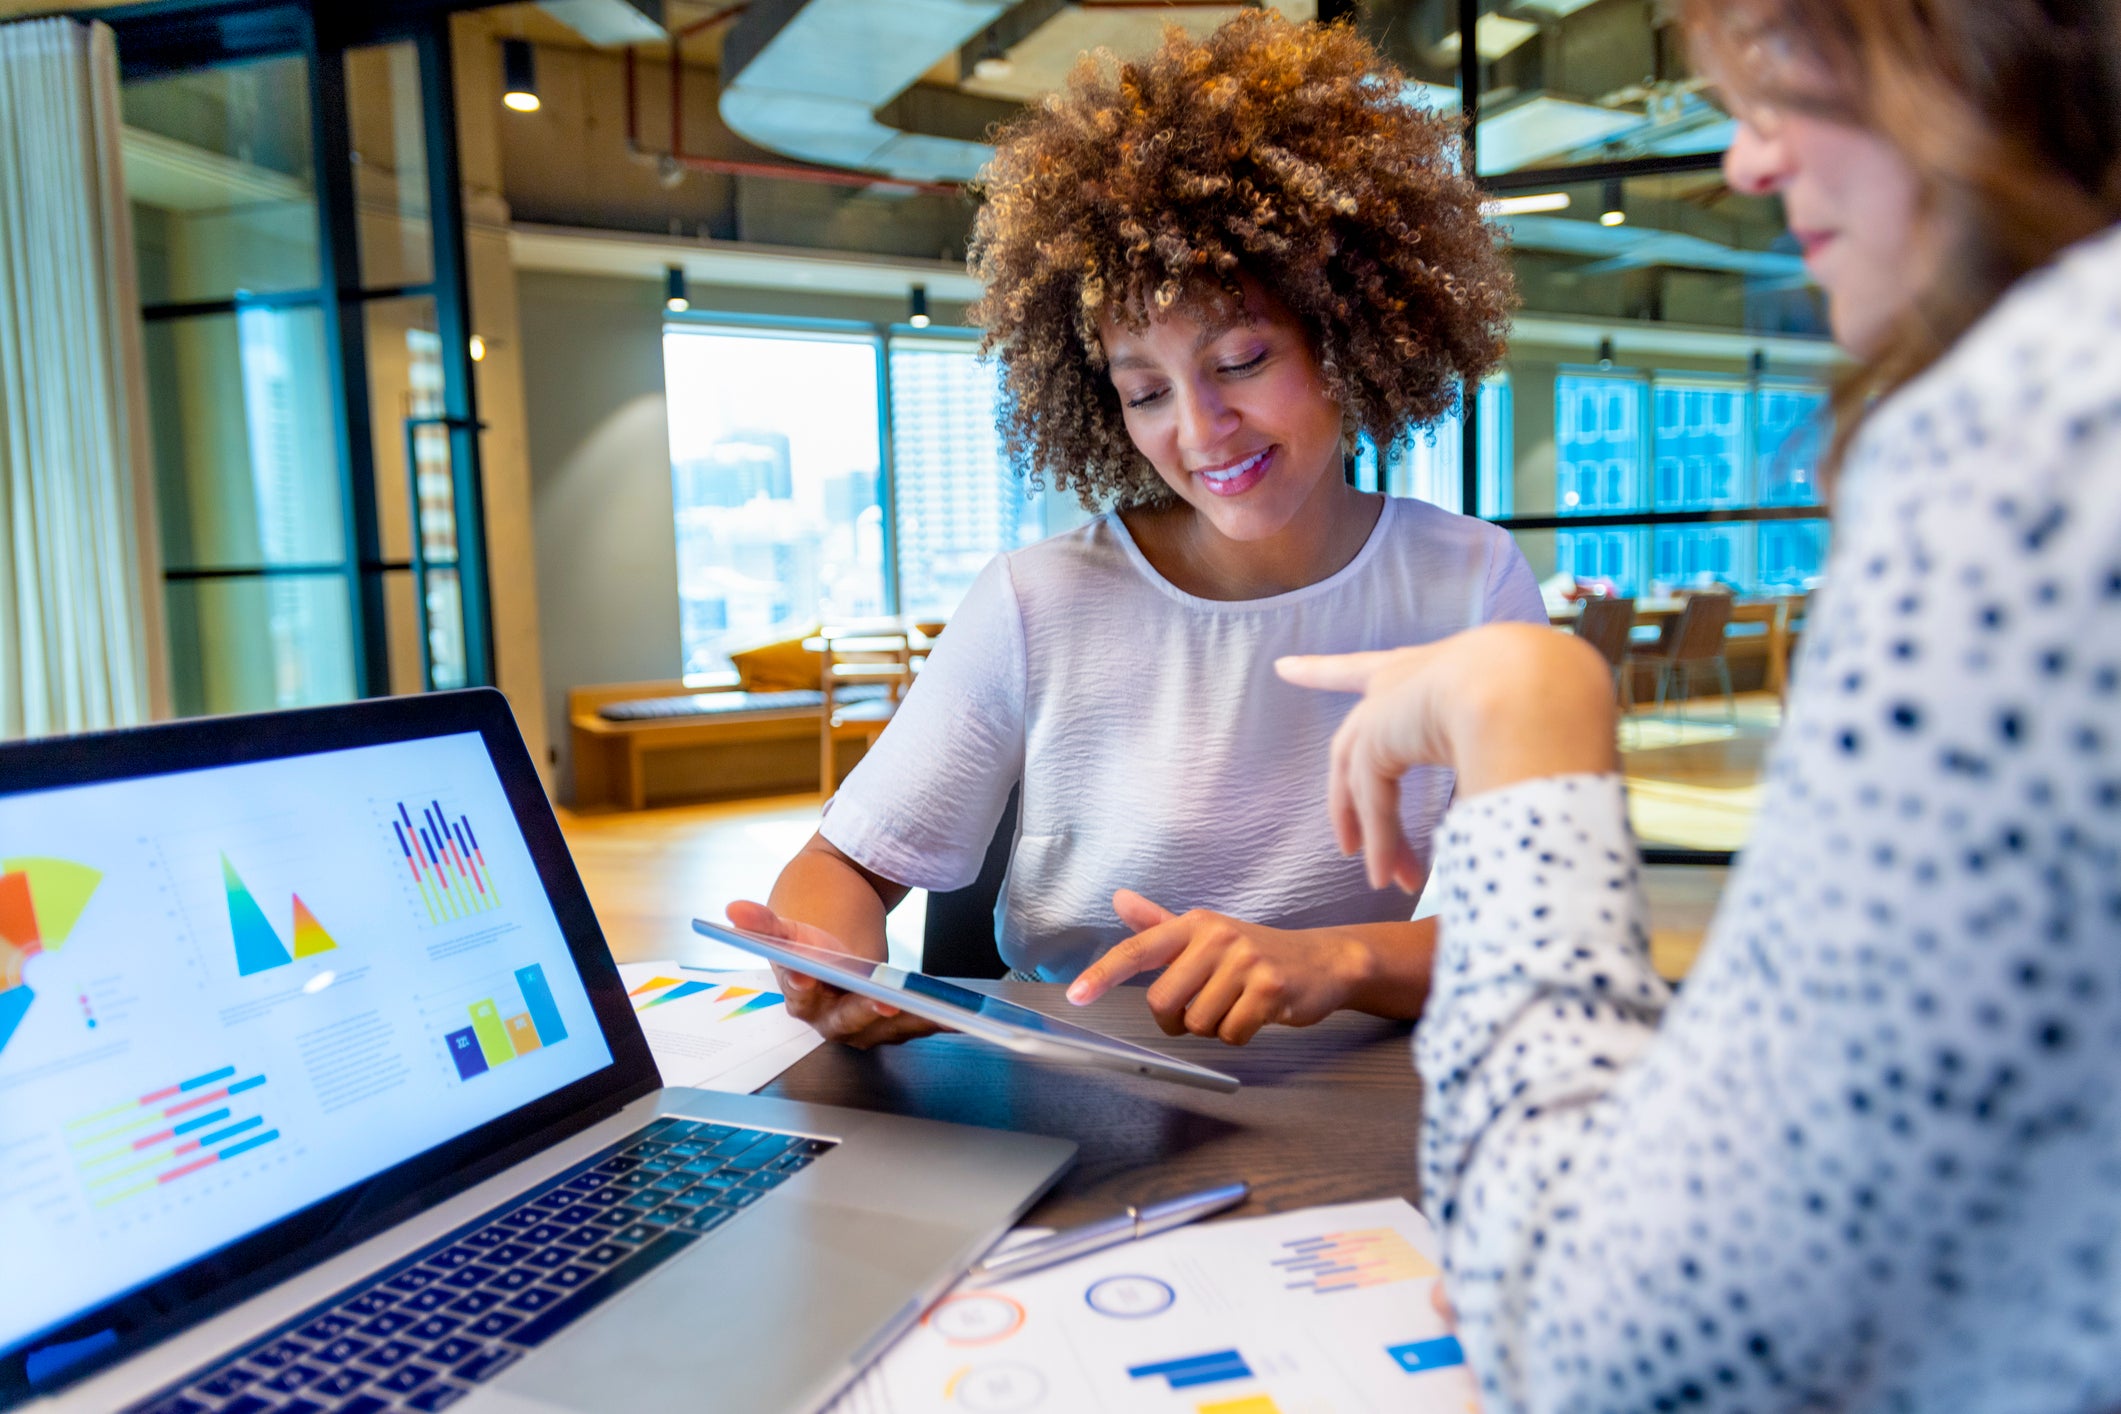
[761,981,1422,1228]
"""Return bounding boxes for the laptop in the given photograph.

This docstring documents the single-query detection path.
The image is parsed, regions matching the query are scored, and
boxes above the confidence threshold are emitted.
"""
[0,689,1075,1414]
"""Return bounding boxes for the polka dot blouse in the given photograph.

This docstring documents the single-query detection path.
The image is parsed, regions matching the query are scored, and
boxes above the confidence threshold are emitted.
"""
[1418,223,2121,1413]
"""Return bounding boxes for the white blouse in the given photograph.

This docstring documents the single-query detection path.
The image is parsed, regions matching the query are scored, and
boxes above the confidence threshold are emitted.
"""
[1419,222,2121,1412]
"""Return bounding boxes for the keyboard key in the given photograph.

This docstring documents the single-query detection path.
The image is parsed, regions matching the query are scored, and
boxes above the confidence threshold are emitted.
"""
[442,1264,499,1290]
[582,1243,630,1265]
[552,1226,599,1248]
[525,1246,574,1269]
[358,1338,423,1369]
[139,1396,208,1414]
[552,1206,600,1226]
[547,1265,597,1289]
[741,1171,789,1191]
[428,1336,481,1366]
[277,1401,327,1414]
[316,1335,373,1364]
[359,1310,418,1337]
[710,1188,763,1209]
[248,1338,310,1369]
[620,1191,663,1211]
[426,1246,476,1270]
[467,1311,522,1339]
[338,1396,391,1414]
[521,1223,567,1245]
[681,1208,733,1234]
[454,1346,522,1383]
[215,1395,273,1414]
[459,1228,507,1249]
[375,1363,437,1395]
[447,1290,502,1315]
[486,1242,534,1265]
[297,1314,355,1342]
[649,1204,698,1225]
[402,1287,452,1313]
[487,1268,538,1292]
[613,1224,659,1245]
[506,1287,563,1313]
[310,1368,370,1397]
[406,1382,471,1411]
[408,1314,462,1341]
[341,1291,395,1318]
[263,1364,323,1392]
[383,1269,437,1294]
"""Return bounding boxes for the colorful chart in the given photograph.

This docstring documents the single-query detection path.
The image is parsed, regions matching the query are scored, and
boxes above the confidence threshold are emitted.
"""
[628,975,785,1018]
[1198,1398,1282,1414]
[1128,1350,1253,1391]
[446,964,569,1080]
[1271,1227,1437,1294]
[222,854,340,977]
[393,800,501,925]
[66,1064,279,1207]
[0,856,103,1054]
[1085,1274,1175,1318]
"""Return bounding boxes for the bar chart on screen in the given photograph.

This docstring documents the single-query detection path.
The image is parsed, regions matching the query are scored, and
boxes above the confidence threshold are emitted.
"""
[437,963,570,1082]
[386,797,503,927]
[64,1063,281,1211]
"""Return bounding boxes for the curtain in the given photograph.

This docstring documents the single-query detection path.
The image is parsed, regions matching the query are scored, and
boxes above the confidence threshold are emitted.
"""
[0,17,169,739]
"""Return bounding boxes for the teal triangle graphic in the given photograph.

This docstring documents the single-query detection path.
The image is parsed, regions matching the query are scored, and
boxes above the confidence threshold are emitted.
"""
[223,855,292,976]
[0,984,32,1054]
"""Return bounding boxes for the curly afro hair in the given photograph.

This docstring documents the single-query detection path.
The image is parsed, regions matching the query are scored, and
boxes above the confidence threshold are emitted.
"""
[967,11,1515,510]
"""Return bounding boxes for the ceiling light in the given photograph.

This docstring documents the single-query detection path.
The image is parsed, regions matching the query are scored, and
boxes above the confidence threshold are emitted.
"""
[502,39,540,114]
[1482,192,1571,216]
[665,265,689,313]
[908,285,930,328]
[1599,178,1626,226]
[468,334,487,362]
[971,29,1012,82]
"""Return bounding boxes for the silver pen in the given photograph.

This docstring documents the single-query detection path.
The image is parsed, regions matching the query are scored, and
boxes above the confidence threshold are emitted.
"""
[967,1180,1250,1284]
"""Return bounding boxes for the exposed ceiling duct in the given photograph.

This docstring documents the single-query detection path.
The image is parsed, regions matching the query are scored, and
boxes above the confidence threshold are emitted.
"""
[719,0,1013,186]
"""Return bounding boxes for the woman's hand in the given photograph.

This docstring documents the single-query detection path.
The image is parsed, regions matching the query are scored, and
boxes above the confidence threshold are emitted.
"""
[1276,624,1620,891]
[1064,889,1371,1045]
[723,900,941,1050]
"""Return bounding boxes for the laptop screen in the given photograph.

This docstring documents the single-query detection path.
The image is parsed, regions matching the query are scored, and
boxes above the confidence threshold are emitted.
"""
[0,727,614,1358]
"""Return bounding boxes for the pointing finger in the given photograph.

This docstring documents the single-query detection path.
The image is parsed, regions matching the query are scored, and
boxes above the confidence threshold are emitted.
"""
[1274,650,1394,694]
[1068,916,1191,1004]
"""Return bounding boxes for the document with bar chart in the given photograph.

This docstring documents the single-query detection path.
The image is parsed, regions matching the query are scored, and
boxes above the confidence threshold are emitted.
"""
[0,729,609,1357]
[828,1199,1475,1414]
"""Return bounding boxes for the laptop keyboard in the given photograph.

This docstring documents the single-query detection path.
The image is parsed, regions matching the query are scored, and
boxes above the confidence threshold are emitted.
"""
[129,1117,836,1414]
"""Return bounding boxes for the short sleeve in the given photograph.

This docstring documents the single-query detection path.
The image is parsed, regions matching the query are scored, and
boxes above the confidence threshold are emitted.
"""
[1481,525,1548,627]
[818,554,1029,891]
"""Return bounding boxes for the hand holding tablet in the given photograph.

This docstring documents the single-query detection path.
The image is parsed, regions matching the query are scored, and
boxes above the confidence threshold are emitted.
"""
[695,911,1241,1093]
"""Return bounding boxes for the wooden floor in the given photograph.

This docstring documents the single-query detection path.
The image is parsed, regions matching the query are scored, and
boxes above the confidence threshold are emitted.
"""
[556,692,1781,983]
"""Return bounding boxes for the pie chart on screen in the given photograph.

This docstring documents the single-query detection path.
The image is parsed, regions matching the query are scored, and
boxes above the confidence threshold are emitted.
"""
[0,856,103,1055]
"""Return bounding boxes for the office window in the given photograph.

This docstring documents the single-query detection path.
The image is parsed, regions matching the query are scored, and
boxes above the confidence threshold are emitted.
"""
[1652,376,1748,509]
[887,339,1042,620]
[1554,371,1644,513]
[664,328,887,676]
[1359,377,1512,515]
[1757,381,1828,507]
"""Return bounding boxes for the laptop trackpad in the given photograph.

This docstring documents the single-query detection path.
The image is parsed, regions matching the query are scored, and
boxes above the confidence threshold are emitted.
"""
[478,1201,968,1414]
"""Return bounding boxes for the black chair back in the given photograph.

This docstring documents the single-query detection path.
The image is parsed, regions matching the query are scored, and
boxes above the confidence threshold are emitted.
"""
[919,784,1018,979]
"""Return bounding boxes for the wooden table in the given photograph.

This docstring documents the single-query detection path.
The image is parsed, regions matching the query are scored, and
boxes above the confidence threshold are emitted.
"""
[762,981,1422,1228]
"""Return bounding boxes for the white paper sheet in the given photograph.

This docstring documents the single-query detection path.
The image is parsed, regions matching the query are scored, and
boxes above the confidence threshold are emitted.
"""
[616,961,825,1093]
[827,1197,1476,1414]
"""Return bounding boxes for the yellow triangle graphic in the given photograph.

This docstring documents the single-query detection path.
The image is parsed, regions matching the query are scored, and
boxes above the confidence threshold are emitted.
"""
[290,895,339,959]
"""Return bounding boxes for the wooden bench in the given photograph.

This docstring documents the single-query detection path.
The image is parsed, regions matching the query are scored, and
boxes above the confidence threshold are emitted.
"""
[567,679,881,811]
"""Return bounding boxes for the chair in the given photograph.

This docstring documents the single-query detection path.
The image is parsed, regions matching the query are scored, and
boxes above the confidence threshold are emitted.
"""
[921,785,1019,980]
[818,622,915,795]
[1626,591,1734,721]
[1572,596,1637,712]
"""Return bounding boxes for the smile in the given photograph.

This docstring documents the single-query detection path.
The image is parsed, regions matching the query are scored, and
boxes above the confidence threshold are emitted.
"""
[1195,448,1272,497]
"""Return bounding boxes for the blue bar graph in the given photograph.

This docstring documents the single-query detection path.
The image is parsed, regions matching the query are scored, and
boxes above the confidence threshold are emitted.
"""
[1127,1350,1253,1391]
[1387,1336,1466,1374]
[515,964,568,1046]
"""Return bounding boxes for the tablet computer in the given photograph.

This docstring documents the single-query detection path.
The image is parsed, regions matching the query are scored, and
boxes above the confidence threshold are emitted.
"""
[690,919,1241,1093]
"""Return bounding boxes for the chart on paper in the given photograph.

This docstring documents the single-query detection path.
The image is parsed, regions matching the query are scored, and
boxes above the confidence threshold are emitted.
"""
[616,961,824,1093]
[827,1198,1476,1414]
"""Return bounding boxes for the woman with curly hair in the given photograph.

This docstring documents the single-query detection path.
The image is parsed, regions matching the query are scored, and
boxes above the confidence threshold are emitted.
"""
[730,11,1543,1048]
